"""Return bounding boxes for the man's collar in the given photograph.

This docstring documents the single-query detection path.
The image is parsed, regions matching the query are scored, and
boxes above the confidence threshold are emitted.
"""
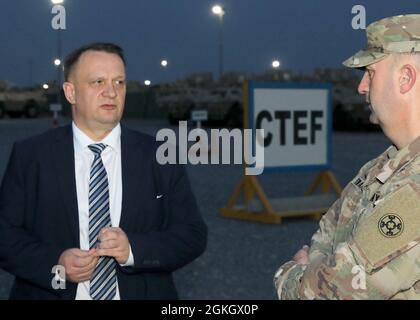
[72,122,121,152]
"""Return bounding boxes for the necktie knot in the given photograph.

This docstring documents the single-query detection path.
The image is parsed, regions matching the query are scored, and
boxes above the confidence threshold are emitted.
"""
[88,143,107,156]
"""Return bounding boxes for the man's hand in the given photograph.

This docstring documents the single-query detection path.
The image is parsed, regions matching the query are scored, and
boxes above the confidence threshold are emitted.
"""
[293,245,309,265]
[94,227,130,264]
[58,248,99,283]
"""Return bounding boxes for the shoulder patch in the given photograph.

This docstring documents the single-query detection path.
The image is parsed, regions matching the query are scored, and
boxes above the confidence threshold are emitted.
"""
[353,184,420,270]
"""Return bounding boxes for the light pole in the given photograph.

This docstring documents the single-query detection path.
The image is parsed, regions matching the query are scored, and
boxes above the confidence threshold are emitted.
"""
[212,5,225,80]
[51,58,62,127]
[160,59,169,82]
[272,59,281,81]
[51,0,64,127]
[52,0,63,102]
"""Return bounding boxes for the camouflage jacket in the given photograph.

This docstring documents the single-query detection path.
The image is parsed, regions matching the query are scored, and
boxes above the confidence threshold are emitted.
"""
[274,136,420,299]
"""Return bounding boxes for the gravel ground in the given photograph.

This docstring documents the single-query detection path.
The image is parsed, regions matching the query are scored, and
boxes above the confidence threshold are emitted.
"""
[0,117,389,299]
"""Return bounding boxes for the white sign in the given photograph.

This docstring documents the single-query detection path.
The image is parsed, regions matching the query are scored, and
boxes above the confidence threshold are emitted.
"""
[191,110,208,122]
[249,83,331,171]
[49,103,62,112]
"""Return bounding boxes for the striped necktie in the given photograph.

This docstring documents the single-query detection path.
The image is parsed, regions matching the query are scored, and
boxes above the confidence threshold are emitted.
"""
[88,143,117,300]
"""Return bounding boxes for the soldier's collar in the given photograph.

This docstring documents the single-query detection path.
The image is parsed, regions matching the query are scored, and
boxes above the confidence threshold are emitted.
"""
[376,135,420,183]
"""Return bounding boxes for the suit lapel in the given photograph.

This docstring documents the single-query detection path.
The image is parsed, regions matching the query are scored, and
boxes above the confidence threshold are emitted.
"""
[51,125,80,246]
[119,126,148,232]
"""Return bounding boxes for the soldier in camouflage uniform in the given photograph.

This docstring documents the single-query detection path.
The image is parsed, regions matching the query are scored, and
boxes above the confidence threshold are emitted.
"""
[274,14,420,299]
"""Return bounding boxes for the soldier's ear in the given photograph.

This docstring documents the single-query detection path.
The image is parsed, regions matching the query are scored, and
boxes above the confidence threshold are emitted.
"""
[399,64,416,94]
[63,82,76,105]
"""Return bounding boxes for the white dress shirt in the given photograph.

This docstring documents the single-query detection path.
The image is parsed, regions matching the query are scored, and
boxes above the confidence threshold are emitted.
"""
[72,122,134,300]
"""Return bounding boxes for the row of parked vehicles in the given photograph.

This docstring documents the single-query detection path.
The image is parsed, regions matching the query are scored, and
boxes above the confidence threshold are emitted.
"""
[155,84,374,130]
[0,88,48,119]
[155,87,243,127]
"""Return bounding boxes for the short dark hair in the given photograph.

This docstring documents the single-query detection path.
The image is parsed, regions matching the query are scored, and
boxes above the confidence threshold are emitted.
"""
[63,42,126,81]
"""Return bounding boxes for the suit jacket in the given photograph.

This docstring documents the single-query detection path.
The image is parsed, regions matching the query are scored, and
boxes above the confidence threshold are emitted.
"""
[0,124,207,300]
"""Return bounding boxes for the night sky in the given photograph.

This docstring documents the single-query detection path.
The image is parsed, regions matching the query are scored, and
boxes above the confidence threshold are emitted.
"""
[0,0,418,86]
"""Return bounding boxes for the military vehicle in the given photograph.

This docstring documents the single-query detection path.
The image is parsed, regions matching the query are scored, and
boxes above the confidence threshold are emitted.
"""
[156,86,243,127]
[0,87,48,119]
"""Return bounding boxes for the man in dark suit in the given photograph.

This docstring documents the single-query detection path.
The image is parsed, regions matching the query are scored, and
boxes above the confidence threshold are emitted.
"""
[0,43,207,300]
